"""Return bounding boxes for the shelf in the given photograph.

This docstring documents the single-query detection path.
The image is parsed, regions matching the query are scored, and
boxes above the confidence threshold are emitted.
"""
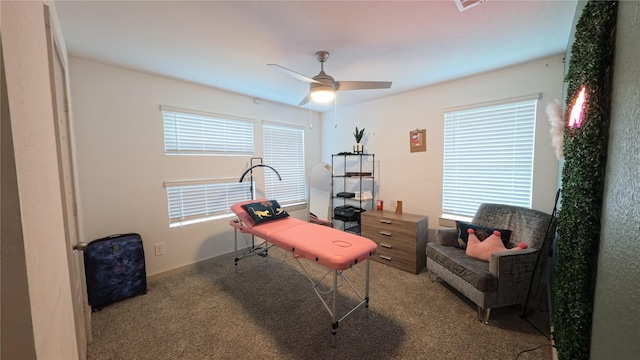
[334,153,374,157]
[345,224,361,234]
[331,153,375,236]
[333,175,374,179]
[334,197,373,201]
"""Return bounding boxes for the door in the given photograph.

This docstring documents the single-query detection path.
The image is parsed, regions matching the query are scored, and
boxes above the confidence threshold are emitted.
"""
[45,5,91,358]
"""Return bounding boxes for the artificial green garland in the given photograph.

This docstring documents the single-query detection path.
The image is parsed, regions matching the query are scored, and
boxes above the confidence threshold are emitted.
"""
[552,1,617,360]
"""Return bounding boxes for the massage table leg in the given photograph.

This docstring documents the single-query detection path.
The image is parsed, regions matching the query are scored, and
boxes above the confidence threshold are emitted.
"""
[233,228,239,270]
[331,270,338,347]
[364,258,370,316]
[329,258,371,347]
[284,256,372,347]
[233,228,272,272]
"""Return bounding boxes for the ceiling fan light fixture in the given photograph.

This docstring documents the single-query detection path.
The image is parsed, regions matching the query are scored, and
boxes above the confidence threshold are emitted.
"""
[269,50,391,106]
[310,85,335,103]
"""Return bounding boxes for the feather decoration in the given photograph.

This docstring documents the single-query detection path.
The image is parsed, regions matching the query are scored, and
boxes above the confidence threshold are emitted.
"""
[547,100,564,160]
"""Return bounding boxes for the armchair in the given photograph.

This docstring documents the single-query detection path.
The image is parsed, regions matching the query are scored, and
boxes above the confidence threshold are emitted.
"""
[426,204,555,323]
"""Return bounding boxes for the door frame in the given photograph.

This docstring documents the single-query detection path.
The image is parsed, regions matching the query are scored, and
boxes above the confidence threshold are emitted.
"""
[44,4,91,358]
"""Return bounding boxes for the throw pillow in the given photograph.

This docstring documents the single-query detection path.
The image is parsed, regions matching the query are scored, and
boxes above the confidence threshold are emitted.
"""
[241,200,289,225]
[466,230,507,261]
[454,221,512,249]
[466,229,527,262]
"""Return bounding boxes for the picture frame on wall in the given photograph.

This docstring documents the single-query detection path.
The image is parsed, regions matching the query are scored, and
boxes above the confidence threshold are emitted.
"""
[410,129,426,152]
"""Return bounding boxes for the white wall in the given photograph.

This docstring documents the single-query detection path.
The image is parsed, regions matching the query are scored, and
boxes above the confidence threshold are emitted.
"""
[591,1,640,357]
[69,58,322,277]
[321,55,564,224]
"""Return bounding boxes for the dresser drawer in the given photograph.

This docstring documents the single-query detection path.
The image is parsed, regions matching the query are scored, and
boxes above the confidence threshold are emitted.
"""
[361,228,415,253]
[370,246,419,274]
[362,218,415,241]
[361,210,429,274]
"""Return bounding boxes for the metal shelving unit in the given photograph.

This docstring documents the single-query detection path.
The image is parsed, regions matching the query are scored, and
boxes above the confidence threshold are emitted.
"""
[331,153,375,235]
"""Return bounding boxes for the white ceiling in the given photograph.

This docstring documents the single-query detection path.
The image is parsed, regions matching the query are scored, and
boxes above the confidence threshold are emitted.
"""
[55,0,578,111]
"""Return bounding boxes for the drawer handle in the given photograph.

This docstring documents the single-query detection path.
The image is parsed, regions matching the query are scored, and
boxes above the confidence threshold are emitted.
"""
[380,219,392,224]
[379,231,392,237]
[380,243,392,249]
[379,255,392,261]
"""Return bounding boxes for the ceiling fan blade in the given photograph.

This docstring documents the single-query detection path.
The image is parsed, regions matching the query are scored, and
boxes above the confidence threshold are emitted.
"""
[298,93,311,106]
[336,81,392,91]
[268,64,320,84]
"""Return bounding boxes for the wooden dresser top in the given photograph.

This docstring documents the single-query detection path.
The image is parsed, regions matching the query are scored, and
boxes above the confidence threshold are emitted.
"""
[362,210,427,223]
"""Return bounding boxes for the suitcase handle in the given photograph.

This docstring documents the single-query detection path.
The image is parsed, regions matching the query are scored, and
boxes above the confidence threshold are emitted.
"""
[88,233,141,246]
[73,242,88,251]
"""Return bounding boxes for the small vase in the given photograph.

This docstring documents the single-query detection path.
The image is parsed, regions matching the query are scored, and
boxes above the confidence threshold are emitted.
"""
[353,144,363,154]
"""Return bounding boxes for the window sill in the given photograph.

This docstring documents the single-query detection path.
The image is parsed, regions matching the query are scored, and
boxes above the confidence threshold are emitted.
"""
[283,202,307,212]
[438,215,472,227]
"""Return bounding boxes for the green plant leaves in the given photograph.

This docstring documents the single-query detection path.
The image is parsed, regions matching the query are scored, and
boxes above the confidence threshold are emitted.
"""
[553,2,618,360]
[353,127,365,143]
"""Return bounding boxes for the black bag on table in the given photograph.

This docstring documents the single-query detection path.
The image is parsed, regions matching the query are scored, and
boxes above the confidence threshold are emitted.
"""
[83,233,147,311]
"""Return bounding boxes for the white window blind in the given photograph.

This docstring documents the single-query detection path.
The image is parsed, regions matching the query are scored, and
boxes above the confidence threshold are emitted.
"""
[166,180,252,227]
[442,98,537,219]
[162,106,254,156]
[263,123,306,204]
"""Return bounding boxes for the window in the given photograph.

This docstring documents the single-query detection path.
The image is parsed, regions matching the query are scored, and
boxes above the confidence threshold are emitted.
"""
[442,97,537,219]
[162,106,254,156]
[166,180,252,227]
[263,123,306,205]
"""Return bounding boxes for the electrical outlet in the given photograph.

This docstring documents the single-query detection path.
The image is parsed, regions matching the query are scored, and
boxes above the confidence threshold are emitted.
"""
[154,243,165,256]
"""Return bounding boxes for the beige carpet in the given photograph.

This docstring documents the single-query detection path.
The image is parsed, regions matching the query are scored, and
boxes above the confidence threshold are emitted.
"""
[87,247,553,360]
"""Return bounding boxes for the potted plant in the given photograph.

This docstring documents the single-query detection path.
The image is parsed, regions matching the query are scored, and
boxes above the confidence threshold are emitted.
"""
[353,127,365,154]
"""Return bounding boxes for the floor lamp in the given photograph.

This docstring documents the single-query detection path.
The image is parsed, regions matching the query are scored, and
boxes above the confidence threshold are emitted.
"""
[235,157,281,262]
[521,189,560,319]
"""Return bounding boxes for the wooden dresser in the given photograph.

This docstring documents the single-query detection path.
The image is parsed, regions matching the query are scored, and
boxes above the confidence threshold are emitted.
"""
[361,210,429,274]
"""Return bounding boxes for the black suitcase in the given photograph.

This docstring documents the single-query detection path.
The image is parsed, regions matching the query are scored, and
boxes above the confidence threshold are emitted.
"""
[83,233,147,311]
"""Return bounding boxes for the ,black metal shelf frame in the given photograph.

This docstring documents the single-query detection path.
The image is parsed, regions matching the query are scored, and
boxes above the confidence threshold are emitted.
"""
[331,153,375,235]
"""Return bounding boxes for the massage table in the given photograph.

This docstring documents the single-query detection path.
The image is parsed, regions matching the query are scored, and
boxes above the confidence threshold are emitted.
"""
[229,199,377,345]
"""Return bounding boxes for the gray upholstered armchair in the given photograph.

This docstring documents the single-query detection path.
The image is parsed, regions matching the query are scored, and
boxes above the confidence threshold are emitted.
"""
[426,204,556,323]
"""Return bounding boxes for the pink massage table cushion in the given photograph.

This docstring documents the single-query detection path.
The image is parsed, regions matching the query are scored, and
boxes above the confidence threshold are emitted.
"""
[231,199,377,270]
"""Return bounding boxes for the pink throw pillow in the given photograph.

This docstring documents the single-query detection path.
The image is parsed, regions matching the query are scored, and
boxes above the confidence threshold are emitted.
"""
[466,229,527,262]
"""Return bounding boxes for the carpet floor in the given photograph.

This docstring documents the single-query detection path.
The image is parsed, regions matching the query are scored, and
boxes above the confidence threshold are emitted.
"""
[87,247,553,360]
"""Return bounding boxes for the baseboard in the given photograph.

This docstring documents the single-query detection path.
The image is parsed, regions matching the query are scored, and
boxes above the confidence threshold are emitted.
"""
[146,249,246,284]
[550,324,558,360]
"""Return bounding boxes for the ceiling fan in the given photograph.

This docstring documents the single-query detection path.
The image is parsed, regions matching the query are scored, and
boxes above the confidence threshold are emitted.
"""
[268,51,392,106]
